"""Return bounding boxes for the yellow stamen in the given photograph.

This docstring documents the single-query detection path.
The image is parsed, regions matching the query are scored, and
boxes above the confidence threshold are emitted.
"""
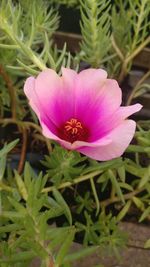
[64,118,83,135]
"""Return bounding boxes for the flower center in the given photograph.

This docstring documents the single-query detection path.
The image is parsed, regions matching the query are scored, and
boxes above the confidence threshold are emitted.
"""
[61,118,88,143]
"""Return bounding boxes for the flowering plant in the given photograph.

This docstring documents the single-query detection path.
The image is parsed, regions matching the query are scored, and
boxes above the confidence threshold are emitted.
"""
[0,0,149,266]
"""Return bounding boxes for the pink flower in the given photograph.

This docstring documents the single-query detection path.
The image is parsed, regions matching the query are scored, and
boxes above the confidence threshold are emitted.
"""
[24,68,142,161]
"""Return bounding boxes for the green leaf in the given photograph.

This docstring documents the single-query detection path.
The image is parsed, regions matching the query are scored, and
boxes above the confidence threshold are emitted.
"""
[117,166,126,182]
[53,188,72,225]
[0,155,6,181]
[0,251,35,263]
[132,196,145,211]
[27,240,48,259]
[92,158,123,174]
[14,171,28,201]
[0,211,25,219]
[118,182,133,191]
[55,227,75,265]
[108,170,125,204]
[0,223,21,233]
[63,245,98,263]
[80,0,111,67]
[117,200,132,222]
[23,162,33,191]
[139,206,150,222]
[125,162,145,177]
[48,227,72,250]
[138,167,150,188]
[42,147,86,186]
[7,196,26,213]
[0,139,19,158]
[90,177,100,216]
[127,145,150,153]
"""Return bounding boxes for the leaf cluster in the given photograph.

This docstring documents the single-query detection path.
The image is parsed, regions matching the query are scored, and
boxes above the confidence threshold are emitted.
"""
[112,0,150,56]
[109,0,150,79]
[0,126,150,266]
[42,146,86,186]
[0,0,76,76]
[0,0,150,265]
[80,0,111,67]
[0,156,74,266]
[76,211,127,256]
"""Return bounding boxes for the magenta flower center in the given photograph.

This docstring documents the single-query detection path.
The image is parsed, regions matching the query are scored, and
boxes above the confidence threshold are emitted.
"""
[60,118,88,143]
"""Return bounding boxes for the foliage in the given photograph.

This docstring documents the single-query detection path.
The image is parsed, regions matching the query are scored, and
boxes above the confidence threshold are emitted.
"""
[42,146,87,186]
[0,0,150,266]
[110,0,150,81]
[80,0,111,67]
[76,212,127,255]
[0,0,75,75]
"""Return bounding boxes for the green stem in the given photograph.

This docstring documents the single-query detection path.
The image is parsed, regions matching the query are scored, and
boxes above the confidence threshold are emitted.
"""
[27,209,54,266]
[2,21,46,71]
[126,69,150,105]
[90,177,100,216]
[127,36,150,63]
[111,34,124,61]
[100,187,143,208]
[0,44,19,49]
[42,170,102,193]
[118,35,150,83]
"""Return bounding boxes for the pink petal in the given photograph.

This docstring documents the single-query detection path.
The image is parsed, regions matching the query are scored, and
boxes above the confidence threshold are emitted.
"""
[89,103,142,141]
[41,120,112,151]
[77,68,107,89]
[75,77,122,126]
[24,76,39,116]
[65,136,111,150]
[24,76,58,134]
[77,120,136,161]
[35,68,78,126]
[34,69,63,126]
[41,120,76,150]
[74,69,107,120]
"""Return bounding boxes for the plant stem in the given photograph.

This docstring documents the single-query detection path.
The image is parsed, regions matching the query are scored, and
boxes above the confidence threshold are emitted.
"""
[90,177,100,216]
[27,209,54,267]
[3,20,46,71]
[100,187,143,207]
[111,35,124,61]
[118,36,150,83]
[118,35,150,84]
[42,170,102,193]
[127,36,150,63]
[118,60,128,84]
[126,69,150,105]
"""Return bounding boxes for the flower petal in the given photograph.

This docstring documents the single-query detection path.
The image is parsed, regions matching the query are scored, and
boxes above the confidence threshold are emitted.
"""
[35,68,79,126]
[90,103,142,141]
[24,76,58,134]
[24,76,39,115]
[77,120,136,161]
[75,77,122,126]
